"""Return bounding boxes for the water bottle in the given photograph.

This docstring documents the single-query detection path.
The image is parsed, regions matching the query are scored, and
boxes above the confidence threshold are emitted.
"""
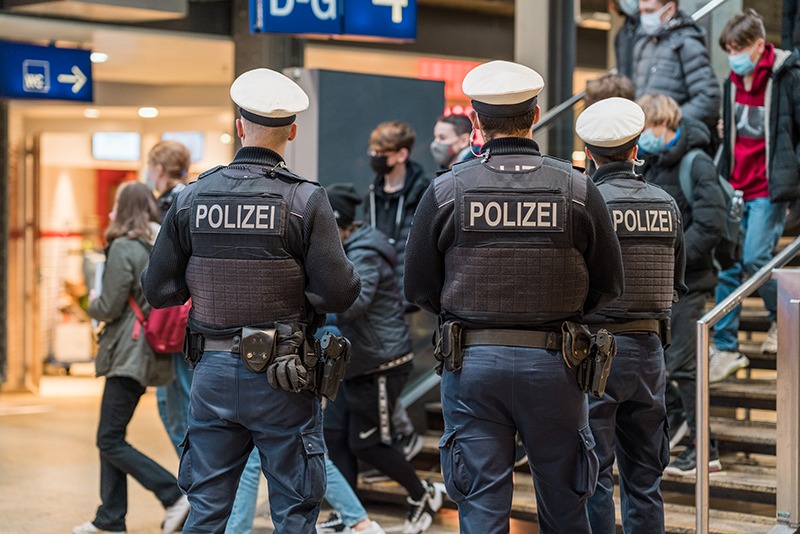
[730,190,744,222]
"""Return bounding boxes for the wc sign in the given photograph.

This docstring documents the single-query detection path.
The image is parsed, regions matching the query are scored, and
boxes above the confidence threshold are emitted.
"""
[0,41,93,102]
[250,0,417,40]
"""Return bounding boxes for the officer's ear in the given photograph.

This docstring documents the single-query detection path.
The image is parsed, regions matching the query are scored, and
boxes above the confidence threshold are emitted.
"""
[288,123,297,142]
[584,147,597,168]
[235,118,245,141]
[630,145,639,161]
[533,105,541,125]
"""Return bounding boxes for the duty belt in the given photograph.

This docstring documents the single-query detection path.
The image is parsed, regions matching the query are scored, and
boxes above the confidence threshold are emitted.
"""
[591,319,660,335]
[202,335,241,353]
[462,329,562,350]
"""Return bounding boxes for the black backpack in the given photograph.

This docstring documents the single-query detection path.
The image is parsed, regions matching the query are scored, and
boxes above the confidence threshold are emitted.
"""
[678,148,744,271]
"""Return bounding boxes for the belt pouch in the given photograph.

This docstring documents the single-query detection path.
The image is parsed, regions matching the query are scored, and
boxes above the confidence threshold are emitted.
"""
[241,327,277,373]
[561,321,592,368]
[440,321,463,372]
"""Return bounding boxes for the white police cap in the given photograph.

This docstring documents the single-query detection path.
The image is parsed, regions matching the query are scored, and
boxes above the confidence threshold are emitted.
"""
[576,97,644,152]
[230,68,309,127]
[462,60,545,118]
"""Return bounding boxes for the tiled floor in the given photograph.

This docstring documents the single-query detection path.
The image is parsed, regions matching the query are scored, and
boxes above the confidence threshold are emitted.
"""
[0,375,468,534]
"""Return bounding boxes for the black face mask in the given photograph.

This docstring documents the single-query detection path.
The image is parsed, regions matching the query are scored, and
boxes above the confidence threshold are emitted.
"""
[370,154,394,176]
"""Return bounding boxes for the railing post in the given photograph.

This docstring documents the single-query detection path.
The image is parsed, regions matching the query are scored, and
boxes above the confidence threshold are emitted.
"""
[769,270,800,534]
[696,321,711,533]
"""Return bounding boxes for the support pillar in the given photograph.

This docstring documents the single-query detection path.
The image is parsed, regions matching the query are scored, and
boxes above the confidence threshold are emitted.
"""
[0,102,8,385]
[514,0,576,159]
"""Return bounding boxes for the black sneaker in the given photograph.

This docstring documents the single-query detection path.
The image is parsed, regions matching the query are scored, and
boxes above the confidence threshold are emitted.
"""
[664,442,722,476]
[667,411,689,448]
[403,481,444,534]
[317,512,346,533]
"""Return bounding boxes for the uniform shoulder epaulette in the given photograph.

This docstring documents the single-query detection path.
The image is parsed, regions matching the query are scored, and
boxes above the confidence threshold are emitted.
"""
[433,169,455,207]
[272,164,320,187]
[197,165,224,180]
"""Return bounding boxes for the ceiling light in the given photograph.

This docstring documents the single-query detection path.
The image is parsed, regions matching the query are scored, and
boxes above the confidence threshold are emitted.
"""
[220,133,233,145]
[138,107,159,118]
[83,108,100,118]
[90,52,108,63]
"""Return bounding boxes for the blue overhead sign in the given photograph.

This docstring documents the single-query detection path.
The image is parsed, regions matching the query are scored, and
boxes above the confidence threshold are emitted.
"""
[250,0,416,40]
[0,41,93,102]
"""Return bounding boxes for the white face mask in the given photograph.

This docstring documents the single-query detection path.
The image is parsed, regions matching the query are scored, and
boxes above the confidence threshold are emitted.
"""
[640,2,672,35]
[619,0,638,17]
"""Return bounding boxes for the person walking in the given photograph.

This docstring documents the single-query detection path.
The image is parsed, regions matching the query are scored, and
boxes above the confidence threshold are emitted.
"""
[74,181,190,534]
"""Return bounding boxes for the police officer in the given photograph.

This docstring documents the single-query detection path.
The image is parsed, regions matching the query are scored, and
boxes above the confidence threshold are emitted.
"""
[404,60,625,534]
[576,98,687,533]
[141,68,361,533]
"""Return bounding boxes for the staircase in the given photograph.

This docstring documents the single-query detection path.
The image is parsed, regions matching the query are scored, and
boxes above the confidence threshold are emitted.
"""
[356,299,783,533]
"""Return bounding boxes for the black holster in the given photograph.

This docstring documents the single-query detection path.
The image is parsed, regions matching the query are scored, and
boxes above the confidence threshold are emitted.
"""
[183,329,203,369]
[316,333,351,400]
[580,329,617,397]
[434,320,463,375]
[561,322,617,396]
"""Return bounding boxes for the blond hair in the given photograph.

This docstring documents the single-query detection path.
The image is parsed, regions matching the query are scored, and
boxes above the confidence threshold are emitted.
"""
[637,93,682,131]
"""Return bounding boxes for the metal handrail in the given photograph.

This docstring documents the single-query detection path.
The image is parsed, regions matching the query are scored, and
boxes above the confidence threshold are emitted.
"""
[531,0,732,136]
[695,235,800,533]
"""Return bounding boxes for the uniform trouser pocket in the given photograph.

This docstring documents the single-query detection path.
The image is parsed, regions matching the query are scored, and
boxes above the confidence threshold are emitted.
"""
[575,424,599,500]
[660,418,671,470]
[300,430,327,504]
[177,435,192,494]
[439,427,468,504]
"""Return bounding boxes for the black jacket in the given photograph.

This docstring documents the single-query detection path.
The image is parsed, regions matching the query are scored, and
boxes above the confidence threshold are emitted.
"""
[640,119,727,292]
[334,224,413,379]
[719,48,800,203]
[783,0,800,51]
[365,159,431,306]
[632,10,720,132]
[615,14,641,80]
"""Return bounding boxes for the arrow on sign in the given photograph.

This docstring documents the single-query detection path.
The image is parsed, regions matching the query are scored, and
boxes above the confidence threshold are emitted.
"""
[57,65,87,93]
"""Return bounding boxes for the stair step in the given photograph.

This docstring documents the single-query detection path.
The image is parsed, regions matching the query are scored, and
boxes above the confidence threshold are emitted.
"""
[358,470,774,533]
[710,379,776,411]
[710,417,775,455]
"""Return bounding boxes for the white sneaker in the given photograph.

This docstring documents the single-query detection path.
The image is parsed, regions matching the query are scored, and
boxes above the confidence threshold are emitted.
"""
[344,521,386,534]
[709,346,750,383]
[761,321,778,353]
[162,495,190,534]
[403,480,444,534]
[72,521,126,534]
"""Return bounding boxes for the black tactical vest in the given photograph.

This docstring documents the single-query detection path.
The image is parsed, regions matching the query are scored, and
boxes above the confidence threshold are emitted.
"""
[434,155,589,326]
[184,164,316,331]
[596,176,678,320]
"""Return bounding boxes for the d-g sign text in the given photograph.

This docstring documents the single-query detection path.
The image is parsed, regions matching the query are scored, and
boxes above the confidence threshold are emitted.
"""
[611,205,675,237]
[463,195,565,232]
[193,198,283,235]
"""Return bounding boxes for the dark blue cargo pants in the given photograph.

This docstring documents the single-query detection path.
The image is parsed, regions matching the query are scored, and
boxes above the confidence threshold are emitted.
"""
[587,333,670,534]
[179,351,325,534]
[439,345,598,534]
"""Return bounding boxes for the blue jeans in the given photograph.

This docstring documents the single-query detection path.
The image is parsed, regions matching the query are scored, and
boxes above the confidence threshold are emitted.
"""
[156,354,193,456]
[226,448,262,534]
[439,346,597,534]
[324,456,368,527]
[714,198,786,351]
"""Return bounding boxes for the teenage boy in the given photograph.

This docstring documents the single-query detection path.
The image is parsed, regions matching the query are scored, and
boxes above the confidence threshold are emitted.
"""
[712,9,800,377]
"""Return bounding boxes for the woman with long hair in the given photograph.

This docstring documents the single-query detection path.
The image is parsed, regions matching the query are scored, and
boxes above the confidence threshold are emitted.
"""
[73,181,190,534]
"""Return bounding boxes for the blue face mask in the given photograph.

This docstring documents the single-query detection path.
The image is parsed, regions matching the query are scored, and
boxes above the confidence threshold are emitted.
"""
[619,0,638,17]
[640,3,671,35]
[729,45,758,76]
[639,129,666,154]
